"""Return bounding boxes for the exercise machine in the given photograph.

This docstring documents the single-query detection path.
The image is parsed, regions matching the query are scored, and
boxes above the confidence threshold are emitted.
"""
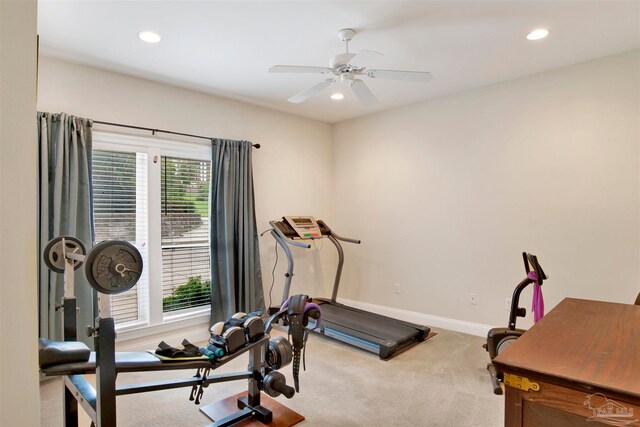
[483,252,547,395]
[269,216,430,359]
[39,235,305,427]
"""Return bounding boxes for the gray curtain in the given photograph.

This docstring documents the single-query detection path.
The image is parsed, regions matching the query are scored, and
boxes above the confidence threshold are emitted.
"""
[38,112,94,345]
[210,139,264,324]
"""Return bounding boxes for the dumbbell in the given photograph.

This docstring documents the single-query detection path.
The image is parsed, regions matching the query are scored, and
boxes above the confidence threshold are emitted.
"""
[199,345,225,360]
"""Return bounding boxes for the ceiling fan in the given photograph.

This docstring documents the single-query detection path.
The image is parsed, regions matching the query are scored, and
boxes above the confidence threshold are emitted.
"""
[269,28,432,106]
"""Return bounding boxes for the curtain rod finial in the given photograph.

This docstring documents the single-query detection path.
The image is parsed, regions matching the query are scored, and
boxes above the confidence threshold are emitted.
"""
[253,143,261,149]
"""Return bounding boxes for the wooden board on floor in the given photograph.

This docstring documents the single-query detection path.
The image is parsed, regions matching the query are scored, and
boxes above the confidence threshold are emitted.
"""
[200,392,304,427]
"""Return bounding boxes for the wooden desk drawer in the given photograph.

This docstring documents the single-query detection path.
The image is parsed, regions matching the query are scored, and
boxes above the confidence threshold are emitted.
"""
[505,378,640,427]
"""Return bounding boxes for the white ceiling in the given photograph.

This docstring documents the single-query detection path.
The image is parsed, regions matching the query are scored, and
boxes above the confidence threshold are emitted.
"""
[38,1,640,123]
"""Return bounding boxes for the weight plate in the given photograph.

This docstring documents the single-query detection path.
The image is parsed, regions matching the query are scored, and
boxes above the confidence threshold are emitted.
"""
[267,336,293,370]
[85,240,143,295]
[43,236,86,273]
[263,371,287,398]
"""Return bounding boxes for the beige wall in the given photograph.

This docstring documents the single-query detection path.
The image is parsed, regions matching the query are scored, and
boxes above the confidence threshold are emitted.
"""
[37,55,336,312]
[0,0,40,425]
[37,51,640,333]
[332,51,640,328]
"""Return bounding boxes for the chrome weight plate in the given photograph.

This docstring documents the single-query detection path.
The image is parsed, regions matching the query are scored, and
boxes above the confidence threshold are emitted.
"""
[43,236,86,273]
[85,240,143,295]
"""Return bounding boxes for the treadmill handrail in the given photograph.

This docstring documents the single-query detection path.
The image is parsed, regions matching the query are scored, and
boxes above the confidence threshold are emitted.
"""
[269,221,311,249]
[316,220,361,244]
[331,231,361,245]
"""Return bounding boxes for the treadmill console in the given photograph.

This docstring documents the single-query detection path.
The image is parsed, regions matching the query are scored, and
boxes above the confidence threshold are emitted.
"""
[284,216,322,239]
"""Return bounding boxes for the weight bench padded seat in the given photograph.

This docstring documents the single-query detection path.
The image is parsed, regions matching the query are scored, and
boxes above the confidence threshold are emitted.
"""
[39,338,91,368]
[40,349,212,376]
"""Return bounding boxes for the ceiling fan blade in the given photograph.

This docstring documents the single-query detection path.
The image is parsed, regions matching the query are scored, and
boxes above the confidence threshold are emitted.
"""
[367,69,432,82]
[288,79,334,104]
[349,49,384,67]
[270,65,330,74]
[351,80,378,107]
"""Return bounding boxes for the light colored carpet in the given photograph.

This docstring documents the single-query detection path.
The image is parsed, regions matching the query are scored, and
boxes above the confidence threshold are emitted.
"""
[40,328,503,426]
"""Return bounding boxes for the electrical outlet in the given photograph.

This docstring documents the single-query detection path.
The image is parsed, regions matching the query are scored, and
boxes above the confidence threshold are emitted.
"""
[470,293,477,305]
[505,298,511,310]
[394,283,401,294]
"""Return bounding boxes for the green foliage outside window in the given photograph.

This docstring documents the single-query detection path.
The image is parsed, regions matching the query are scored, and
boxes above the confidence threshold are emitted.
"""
[161,157,210,238]
[162,276,212,312]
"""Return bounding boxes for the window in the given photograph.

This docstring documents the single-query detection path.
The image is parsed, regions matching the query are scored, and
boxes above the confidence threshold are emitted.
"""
[91,133,211,331]
[92,150,149,325]
[161,156,212,313]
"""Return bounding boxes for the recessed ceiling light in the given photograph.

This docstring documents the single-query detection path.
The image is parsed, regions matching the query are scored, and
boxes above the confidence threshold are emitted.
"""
[526,29,549,41]
[138,31,162,44]
[330,93,344,100]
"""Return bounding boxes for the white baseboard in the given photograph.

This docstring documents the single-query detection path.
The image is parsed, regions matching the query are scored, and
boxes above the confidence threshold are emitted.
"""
[116,323,210,351]
[339,298,492,337]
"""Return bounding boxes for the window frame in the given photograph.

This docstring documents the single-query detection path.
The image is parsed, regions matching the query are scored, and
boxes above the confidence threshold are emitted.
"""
[92,131,212,337]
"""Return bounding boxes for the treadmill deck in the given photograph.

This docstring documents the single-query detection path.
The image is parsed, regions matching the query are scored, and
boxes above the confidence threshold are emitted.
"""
[313,300,430,359]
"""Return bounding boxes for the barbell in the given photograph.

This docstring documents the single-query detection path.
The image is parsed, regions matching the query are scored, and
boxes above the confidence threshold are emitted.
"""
[43,236,143,295]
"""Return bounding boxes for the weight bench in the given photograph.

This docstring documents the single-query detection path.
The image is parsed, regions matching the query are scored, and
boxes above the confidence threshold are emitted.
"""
[40,339,211,376]
[41,330,279,427]
[40,236,302,427]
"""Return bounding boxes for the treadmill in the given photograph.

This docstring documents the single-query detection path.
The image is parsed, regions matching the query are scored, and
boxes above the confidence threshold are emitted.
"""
[269,216,431,359]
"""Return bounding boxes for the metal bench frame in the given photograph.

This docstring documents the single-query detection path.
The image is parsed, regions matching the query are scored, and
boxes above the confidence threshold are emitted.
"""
[49,296,274,427]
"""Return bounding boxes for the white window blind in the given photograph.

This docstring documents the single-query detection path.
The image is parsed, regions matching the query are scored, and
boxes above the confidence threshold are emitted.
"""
[92,150,149,325]
[161,156,212,314]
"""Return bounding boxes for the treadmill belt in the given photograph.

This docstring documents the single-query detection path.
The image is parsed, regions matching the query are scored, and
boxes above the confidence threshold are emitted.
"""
[319,303,419,343]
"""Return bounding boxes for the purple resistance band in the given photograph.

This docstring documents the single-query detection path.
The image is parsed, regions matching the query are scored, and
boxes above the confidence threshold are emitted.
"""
[528,271,545,323]
[280,298,323,328]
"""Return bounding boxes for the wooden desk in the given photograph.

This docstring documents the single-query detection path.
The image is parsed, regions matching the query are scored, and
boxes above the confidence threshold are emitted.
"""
[493,298,640,427]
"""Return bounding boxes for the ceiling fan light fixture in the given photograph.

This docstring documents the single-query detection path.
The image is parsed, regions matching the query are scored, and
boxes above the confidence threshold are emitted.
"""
[271,27,431,106]
[526,28,549,41]
[138,31,162,44]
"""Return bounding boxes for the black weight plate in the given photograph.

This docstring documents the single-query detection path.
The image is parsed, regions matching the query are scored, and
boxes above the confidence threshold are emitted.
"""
[85,240,143,295]
[43,236,86,273]
[267,336,293,370]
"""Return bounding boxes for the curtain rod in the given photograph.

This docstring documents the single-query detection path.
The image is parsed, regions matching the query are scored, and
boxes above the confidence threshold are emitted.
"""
[92,120,261,149]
